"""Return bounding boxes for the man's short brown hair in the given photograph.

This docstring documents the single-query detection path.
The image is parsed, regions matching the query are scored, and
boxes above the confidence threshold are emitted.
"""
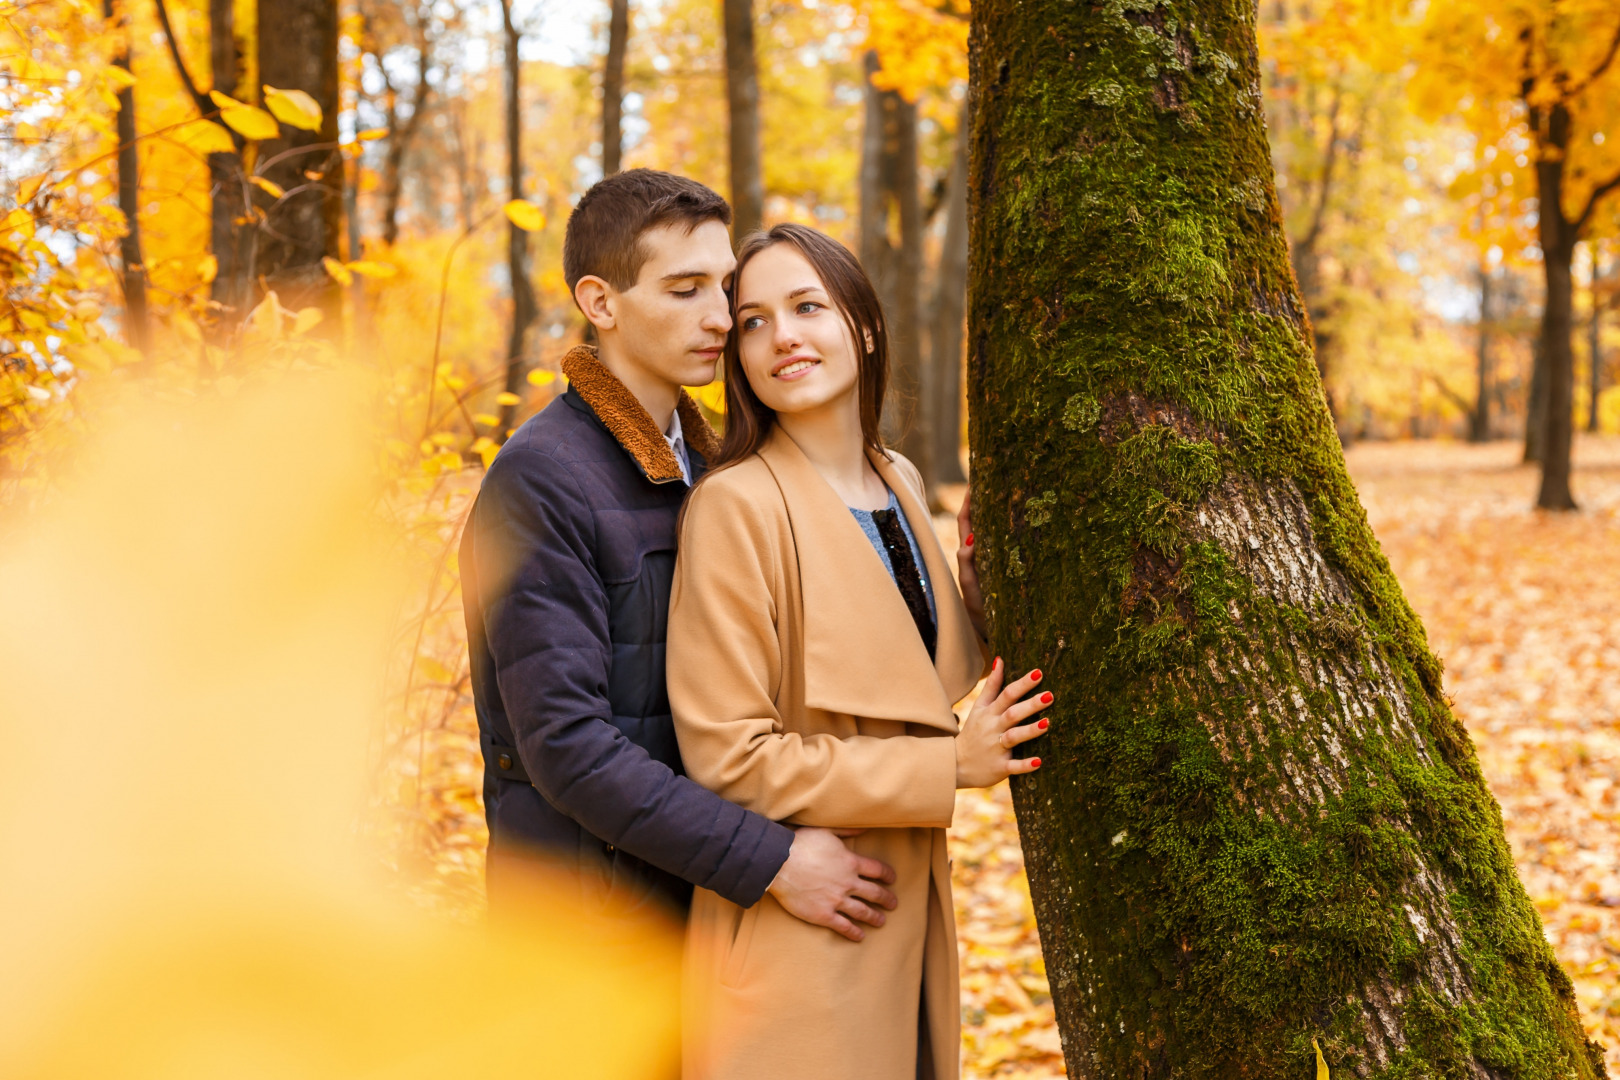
[562,169,732,296]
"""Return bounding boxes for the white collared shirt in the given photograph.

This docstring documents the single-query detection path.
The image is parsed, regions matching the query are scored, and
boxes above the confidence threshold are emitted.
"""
[664,406,691,484]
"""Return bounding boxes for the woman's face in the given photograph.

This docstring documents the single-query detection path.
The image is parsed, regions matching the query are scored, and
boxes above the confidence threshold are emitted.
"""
[733,244,863,419]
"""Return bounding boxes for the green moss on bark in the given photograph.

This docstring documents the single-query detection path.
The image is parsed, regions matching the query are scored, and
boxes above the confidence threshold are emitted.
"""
[965,0,1606,1075]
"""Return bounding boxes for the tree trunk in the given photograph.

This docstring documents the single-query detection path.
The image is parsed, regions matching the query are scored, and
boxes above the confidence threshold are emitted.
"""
[497,0,537,437]
[722,0,763,239]
[929,108,970,488]
[1524,336,1548,464]
[381,33,434,248]
[1533,103,1578,509]
[603,0,629,176]
[106,0,148,353]
[1590,253,1606,434]
[858,52,895,302]
[966,0,1605,1075]
[255,0,341,317]
[1471,264,1492,443]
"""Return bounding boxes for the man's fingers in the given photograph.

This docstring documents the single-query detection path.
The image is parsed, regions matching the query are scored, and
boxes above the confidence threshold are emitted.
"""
[850,877,899,910]
[824,913,865,943]
[839,897,885,928]
[1004,718,1049,748]
[832,828,867,838]
[854,854,897,884]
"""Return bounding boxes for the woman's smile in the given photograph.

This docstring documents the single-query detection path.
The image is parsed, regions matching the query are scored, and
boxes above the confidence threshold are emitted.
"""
[772,355,821,380]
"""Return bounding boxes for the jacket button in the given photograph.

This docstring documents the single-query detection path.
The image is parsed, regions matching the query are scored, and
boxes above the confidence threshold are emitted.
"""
[497,753,513,770]
[604,843,616,855]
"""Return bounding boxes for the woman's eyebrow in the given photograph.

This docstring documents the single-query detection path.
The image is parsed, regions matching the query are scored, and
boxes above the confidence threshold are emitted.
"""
[786,285,825,299]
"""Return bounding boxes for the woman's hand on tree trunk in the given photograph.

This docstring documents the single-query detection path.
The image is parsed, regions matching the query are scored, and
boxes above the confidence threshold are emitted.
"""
[955,658,1049,788]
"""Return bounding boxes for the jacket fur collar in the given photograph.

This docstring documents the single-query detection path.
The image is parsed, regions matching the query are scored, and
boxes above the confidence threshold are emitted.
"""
[560,344,724,483]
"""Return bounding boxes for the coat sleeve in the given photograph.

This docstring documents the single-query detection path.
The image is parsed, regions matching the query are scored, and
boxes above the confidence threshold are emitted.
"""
[667,474,958,829]
[473,447,794,908]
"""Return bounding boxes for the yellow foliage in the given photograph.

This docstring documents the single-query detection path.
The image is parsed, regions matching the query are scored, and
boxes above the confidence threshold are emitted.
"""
[209,90,281,141]
[503,199,547,232]
[263,84,324,131]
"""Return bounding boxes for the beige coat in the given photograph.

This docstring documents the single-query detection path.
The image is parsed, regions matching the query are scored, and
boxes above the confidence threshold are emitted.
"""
[668,426,986,1080]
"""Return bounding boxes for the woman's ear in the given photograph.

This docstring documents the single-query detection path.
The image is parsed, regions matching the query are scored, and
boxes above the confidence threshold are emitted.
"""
[863,328,875,354]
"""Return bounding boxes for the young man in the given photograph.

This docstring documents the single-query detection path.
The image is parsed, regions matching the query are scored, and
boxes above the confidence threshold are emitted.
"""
[461,169,897,941]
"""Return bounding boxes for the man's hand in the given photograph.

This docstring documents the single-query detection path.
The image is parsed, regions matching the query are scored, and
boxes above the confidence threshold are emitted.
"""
[956,491,987,640]
[766,827,898,942]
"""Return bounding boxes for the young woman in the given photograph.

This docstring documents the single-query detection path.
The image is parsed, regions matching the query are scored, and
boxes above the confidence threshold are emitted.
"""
[667,223,1052,1080]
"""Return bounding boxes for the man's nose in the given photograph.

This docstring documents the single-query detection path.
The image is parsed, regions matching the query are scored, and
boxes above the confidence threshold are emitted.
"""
[700,288,732,333]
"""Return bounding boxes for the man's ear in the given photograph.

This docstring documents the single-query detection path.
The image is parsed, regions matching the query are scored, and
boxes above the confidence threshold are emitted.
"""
[574,275,617,332]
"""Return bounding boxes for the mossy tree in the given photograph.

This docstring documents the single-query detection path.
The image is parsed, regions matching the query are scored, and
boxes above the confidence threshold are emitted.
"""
[965,0,1608,1076]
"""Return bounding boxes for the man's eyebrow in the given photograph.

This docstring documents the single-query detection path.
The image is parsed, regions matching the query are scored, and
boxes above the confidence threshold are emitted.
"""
[661,269,712,282]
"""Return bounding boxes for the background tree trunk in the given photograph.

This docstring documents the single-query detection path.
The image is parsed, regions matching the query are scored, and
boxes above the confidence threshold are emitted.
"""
[1524,337,1548,465]
[928,109,970,488]
[256,0,342,317]
[497,0,537,437]
[603,0,628,176]
[722,0,763,239]
[1471,264,1492,442]
[380,28,434,247]
[1591,252,1606,434]
[1533,102,1578,510]
[106,0,147,353]
[207,0,247,319]
[966,0,1605,1075]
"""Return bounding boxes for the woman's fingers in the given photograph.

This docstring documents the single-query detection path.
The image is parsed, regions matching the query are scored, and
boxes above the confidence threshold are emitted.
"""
[1003,718,1049,748]
[994,667,1045,712]
[974,656,1005,707]
[1005,754,1043,776]
[1001,688,1053,728]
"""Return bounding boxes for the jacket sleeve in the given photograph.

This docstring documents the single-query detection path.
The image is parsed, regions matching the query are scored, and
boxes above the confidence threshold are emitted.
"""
[667,475,958,829]
[473,447,794,908]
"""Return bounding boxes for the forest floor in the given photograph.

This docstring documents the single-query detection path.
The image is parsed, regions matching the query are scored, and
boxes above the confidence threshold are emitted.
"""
[946,436,1620,1077]
[402,436,1620,1075]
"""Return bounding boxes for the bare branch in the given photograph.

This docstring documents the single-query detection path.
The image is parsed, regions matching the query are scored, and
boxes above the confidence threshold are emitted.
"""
[1573,168,1620,237]
[152,0,212,118]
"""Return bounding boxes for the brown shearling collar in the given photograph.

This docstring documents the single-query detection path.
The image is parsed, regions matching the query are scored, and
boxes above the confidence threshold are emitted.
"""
[559,344,724,483]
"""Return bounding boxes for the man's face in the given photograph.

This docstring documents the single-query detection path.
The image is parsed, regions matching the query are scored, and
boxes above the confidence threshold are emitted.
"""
[609,219,737,389]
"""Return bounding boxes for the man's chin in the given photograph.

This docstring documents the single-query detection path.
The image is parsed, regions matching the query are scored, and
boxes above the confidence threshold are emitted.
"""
[679,355,722,387]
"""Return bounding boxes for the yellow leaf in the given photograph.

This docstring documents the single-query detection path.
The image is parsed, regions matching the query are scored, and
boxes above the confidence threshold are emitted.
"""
[291,307,323,336]
[1313,1039,1329,1080]
[357,128,388,141]
[504,199,546,232]
[417,656,454,683]
[473,413,501,428]
[2,207,36,238]
[209,90,280,141]
[102,65,136,91]
[495,392,522,407]
[526,369,557,386]
[73,299,103,322]
[250,175,286,200]
[176,119,236,155]
[17,174,46,205]
[322,256,353,286]
[471,436,500,469]
[197,254,218,284]
[262,85,323,132]
[345,260,398,279]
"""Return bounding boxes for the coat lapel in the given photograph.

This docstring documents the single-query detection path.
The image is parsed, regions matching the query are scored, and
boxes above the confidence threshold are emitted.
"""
[757,428,973,733]
[870,448,987,707]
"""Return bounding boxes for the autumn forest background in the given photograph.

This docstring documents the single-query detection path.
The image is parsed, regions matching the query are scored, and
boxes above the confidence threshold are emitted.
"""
[2,0,1618,1073]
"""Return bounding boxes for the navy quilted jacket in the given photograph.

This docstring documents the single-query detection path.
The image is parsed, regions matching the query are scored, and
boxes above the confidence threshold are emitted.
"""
[461,353,794,917]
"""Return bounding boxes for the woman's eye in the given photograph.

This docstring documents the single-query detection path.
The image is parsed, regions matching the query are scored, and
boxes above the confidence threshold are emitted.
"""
[796,301,821,315]
[742,316,764,332]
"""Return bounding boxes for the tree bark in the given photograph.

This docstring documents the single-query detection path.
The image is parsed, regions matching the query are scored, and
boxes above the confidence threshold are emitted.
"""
[1591,252,1606,433]
[1533,102,1578,509]
[929,108,970,488]
[603,0,629,176]
[256,0,342,317]
[380,28,434,248]
[967,0,1606,1075]
[722,0,763,240]
[1524,336,1548,464]
[497,0,537,437]
[1471,264,1492,442]
[105,0,147,352]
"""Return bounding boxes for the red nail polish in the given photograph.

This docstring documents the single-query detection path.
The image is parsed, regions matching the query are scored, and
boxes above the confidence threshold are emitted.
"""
[1030,758,1042,769]
[965,532,974,545]
[1038,719,1049,730]
[1040,691,1053,704]
[1031,669,1042,682]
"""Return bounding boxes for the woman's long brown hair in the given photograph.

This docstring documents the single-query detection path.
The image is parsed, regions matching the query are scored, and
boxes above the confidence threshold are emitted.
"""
[709,223,890,470]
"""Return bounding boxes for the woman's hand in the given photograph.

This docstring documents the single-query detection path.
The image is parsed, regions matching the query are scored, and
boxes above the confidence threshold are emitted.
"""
[955,658,1050,788]
[955,492,987,640]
